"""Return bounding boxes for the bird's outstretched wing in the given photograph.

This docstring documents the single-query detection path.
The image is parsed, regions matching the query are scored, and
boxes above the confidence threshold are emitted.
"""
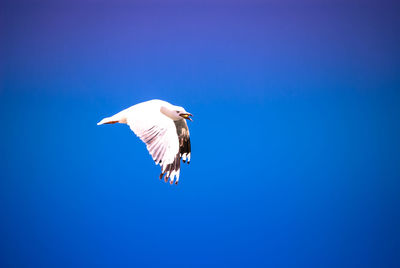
[174,119,191,164]
[125,106,181,184]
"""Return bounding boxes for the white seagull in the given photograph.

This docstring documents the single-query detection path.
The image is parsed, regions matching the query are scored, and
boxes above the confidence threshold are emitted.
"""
[97,100,192,185]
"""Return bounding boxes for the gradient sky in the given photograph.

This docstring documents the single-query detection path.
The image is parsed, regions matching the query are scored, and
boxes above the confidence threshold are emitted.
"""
[1,1,400,267]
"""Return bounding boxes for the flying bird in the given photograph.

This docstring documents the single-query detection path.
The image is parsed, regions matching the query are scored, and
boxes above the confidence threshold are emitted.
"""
[97,100,192,185]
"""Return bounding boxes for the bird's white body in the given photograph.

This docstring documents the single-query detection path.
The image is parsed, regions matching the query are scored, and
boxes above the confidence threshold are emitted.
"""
[97,100,192,185]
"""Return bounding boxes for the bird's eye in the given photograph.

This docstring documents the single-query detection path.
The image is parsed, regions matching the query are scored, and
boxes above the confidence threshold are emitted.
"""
[176,111,179,113]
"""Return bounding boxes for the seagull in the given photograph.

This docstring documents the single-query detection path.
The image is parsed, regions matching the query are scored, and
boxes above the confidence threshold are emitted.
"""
[97,100,192,185]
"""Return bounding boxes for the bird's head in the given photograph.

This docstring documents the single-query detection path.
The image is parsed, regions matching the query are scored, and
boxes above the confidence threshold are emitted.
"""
[160,104,193,121]
[175,107,193,121]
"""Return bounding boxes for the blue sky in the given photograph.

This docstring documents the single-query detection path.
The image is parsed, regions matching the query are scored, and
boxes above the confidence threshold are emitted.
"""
[1,1,400,267]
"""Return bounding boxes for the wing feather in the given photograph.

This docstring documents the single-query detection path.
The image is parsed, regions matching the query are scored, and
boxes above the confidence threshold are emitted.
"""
[125,103,181,183]
[174,119,191,164]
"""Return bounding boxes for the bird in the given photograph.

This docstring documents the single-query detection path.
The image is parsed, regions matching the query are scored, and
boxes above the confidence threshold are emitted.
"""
[97,99,192,185]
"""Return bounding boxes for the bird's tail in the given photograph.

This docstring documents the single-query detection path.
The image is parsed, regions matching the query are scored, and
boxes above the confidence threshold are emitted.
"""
[97,112,128,125]
[97,117,118,125]
[97,107,130,125]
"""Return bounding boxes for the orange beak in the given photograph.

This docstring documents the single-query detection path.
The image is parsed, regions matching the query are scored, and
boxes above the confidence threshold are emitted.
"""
[180,113,193,121]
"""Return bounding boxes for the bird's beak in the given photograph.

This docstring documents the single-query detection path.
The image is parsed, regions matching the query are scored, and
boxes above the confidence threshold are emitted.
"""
[180,113,193,121]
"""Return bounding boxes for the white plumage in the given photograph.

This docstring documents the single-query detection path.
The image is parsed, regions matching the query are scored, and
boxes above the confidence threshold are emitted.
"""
[97,100,192,185]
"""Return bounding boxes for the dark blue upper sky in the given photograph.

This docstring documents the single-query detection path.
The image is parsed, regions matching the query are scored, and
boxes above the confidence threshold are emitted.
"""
[1,0,399,267]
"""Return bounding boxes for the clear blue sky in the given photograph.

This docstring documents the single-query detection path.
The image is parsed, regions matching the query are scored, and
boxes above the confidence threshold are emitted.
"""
[1,0,399,267]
